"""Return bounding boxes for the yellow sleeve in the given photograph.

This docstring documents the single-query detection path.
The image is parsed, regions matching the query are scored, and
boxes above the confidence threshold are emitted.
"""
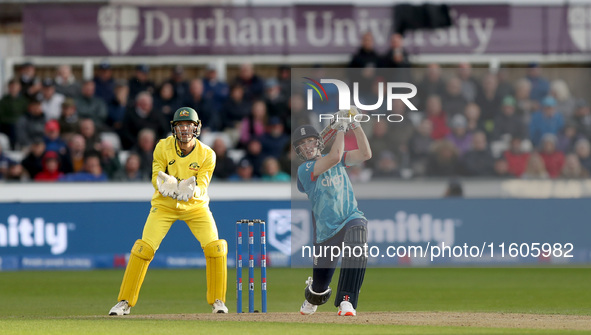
[151,140,167,191]
[196,148,216,198]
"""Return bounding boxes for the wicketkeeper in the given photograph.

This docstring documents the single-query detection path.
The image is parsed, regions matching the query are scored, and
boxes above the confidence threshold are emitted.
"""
[109,107,228,315]
[293,106,372,316]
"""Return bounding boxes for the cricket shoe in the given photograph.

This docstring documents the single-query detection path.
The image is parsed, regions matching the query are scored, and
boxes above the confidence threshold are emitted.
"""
[337,301,356,316]
[212,299,228,313]
[300,300,318,315]
[109,300,130,316]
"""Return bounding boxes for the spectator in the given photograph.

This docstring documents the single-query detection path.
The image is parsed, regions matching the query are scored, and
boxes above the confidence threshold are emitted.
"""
[117,152,145,182]
[259,117,289,159]
[408,118,433,176]
[521,152,549,179]
[443,178,463,197]
[154,82,180,122]
[244,138,264,177]
[183,79,218,131]
[492,96,527,141]
[202,64,229,112]
[131,128,156,180]
[417,64,446,110]
[348,32,379,97]
[550,79,576,120]
[503,137,530,178]
[372,151,400,179]
[560,153,588,179]
[526,63,550,103]
[64,134,86,173]
[211,137,236,180]
[59,151,108,182]
[100,140,122,180]
[426,140,462,177]
[264,78,289,125]
[21,137,46,179]
[446,114,473,156]
[222,84,251,130]
[380,33,410,68]
[556,123,581,154]
[0,140,23,180]
[495,68,514,101]
[43,119,68,156]
[529,96,564,147]
[75,80,108,130]
[239,100,267,148]
[538,133,565,178]
[289,94,315,131]
[58,98,80,138]
[107,81,129,132]
[18,61,41,100]
[93,61,116,103]
[54,64,81,98]
[278,142,294,176]
[462,131,495,176]
[464,103,485,134]
[514,78,537,123]
[572,99,591,139]
[167,65,190,101]
[0,79,28,148]
[425,95,449,140]
[442,77,468,118]
[367,120,392,170]
[34,151,63,182]
[493,157,511,178]
[261,156,290,182]
[128,64,155,102]
[574,138,591,173]
[16,99,45,149]
[389,99,415,157]
[234,63,264,104]
[456,63,479,103]
[120,92,166,150]
[277,64,291,99]
[79,118,102,152]
[228,157,258,181]
[39,78,66,122]
[475,73,502,130]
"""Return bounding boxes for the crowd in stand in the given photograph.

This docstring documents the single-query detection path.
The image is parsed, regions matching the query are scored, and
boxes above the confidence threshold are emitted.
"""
[0,61,292,182]
[1,32,590,183]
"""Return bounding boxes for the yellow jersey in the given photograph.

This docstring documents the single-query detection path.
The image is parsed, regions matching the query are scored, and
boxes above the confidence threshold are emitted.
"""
[151,136,216,210]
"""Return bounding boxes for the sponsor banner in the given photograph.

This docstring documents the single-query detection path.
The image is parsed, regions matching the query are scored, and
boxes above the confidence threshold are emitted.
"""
[23,4,591,56]
[2,199,590,269]
[289,198,591,267]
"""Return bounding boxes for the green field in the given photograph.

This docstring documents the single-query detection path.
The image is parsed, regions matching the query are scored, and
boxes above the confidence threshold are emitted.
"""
[0,267,590,334]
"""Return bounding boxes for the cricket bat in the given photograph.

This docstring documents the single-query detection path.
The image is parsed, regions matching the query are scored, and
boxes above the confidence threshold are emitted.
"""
[319,107,358,146]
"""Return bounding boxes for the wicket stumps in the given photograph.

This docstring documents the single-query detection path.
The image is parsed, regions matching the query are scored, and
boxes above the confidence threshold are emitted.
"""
[236,219,267,313]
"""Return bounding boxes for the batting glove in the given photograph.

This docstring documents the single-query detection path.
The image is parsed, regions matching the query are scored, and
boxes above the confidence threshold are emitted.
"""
[157,171,179,199]
[330,118,348,133]
[347,105,361,130]
[177,176,196,202]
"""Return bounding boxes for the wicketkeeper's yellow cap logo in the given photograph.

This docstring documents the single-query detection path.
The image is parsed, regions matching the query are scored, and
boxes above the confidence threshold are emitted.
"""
[179,109,190,117]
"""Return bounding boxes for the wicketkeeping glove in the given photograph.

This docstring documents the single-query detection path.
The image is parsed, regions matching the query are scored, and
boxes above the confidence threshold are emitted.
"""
[157,171,179,199]
[177,176,196,202]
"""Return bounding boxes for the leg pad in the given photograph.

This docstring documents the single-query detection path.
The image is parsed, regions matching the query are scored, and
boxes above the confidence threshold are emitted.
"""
[204,239,228,305]
[118,239,155,307]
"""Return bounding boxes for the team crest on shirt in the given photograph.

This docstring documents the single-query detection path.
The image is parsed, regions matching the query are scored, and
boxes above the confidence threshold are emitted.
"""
[189,162,200,171]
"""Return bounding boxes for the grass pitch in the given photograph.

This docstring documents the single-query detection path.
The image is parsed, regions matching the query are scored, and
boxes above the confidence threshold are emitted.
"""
[0,267,590,334]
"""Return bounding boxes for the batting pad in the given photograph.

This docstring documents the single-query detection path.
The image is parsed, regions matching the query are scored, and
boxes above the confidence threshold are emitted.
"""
[204,239,228,305]
[335,225,367,309]
[118,239,155,307]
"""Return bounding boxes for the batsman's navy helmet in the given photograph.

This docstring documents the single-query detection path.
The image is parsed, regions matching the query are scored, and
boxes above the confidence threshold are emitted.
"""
[292,125,324,160]
[171,107,202,138]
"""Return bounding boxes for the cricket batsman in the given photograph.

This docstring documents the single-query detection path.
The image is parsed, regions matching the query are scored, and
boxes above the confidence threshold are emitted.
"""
[109,107,228,315]
[293,107,372,316]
